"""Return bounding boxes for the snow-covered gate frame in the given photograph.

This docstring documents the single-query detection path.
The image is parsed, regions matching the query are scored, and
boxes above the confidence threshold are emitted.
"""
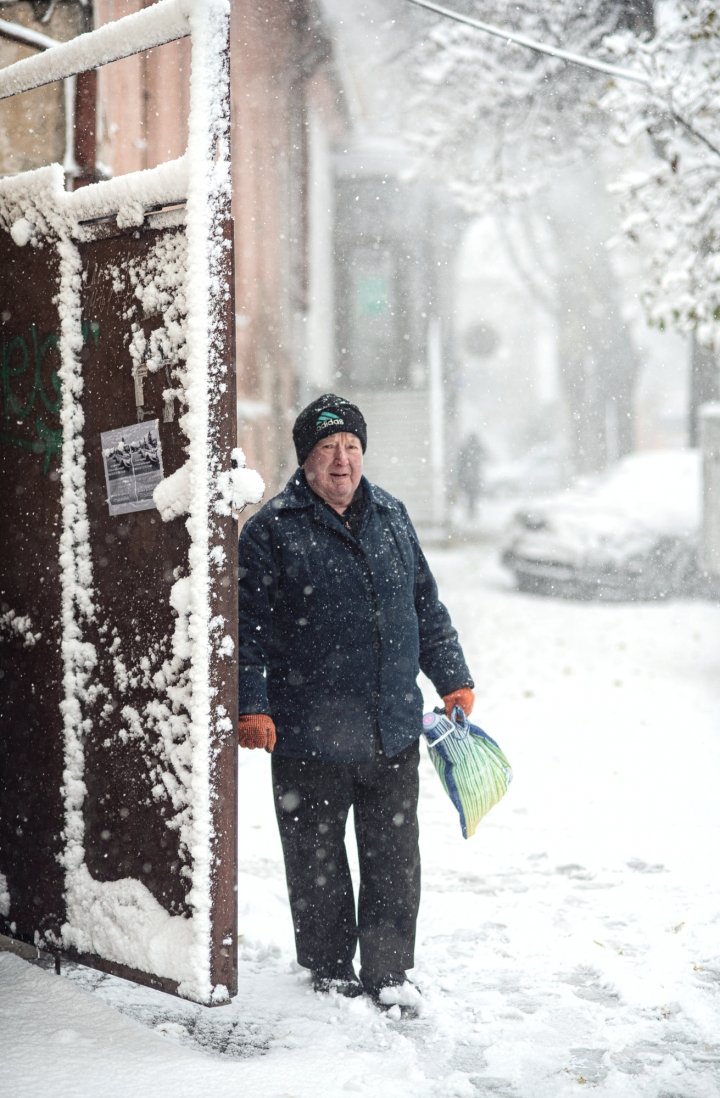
[0,0,239,1005]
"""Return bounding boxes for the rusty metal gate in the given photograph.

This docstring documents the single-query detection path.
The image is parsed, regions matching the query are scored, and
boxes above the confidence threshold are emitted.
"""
[0,0,239,1005]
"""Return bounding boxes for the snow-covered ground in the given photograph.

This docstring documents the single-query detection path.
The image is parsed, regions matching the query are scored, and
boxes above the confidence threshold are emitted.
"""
[3,542,719,1098]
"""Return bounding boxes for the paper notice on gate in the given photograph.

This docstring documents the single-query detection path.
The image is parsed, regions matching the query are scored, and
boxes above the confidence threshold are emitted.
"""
[101,419,164,517]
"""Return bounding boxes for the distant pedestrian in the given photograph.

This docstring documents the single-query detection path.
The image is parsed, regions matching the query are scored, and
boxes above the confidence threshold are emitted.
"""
[456,431,486,521]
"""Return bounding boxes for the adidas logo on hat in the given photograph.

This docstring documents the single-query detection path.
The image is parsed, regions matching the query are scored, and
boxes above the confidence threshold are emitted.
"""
[316,410,345,429]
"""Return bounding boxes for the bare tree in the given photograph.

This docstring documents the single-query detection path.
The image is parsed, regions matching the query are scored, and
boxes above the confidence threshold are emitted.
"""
[602,0,720,439]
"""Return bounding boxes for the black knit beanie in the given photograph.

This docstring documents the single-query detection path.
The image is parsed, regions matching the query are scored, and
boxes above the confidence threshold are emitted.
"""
[293,393,367,466]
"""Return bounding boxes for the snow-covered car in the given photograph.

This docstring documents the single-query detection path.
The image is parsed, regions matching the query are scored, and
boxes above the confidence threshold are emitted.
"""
[500,449,702,600]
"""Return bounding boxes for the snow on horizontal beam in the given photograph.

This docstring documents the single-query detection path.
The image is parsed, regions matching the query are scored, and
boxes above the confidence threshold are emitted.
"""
[0,157,189,225]
[0,0,194,100]
[69,156,189,222]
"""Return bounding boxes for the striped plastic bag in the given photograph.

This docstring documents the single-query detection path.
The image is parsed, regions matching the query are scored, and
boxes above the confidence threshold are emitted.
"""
[422,707,512,839]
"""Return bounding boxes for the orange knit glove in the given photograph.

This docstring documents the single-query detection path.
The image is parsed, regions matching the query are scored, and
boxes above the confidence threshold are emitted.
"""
[442,687,475,718]
[238,713,276,752]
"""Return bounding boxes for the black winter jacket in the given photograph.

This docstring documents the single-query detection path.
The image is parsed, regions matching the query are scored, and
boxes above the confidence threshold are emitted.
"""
[237,472,473,763]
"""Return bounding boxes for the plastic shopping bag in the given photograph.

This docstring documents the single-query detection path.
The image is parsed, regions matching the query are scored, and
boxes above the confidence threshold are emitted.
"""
[422,707,512,839]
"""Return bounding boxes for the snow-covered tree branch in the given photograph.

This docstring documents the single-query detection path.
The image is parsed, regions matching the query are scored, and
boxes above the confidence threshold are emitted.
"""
[602,1,720,353]
[392,1,640,210]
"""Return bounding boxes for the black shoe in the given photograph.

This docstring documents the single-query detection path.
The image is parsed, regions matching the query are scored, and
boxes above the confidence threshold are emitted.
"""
[362,972,422,1016]
[311,965,363,998]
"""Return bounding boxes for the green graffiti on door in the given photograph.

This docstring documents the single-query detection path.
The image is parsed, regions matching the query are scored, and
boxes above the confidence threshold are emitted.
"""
[0,319,100,474]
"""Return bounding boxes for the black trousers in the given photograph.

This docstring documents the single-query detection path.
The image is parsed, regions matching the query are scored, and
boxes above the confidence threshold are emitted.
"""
[271,738,421,986]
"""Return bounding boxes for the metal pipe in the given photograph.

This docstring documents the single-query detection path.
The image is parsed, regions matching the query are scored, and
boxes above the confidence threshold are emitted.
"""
[0,12,105,188]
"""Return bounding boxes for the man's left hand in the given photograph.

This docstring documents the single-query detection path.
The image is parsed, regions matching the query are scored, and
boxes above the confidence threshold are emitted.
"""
[442,687,475,717]
[238,713,277,752]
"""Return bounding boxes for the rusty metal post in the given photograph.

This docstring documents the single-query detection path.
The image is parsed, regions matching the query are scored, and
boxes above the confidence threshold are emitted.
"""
[72,68,98,188]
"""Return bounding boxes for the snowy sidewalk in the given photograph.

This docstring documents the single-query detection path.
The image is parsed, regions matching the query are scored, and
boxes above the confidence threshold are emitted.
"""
[2,546,719,1098]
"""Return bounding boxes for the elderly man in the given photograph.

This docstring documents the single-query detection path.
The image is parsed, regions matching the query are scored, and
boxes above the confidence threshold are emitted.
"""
[237,393,474,1007]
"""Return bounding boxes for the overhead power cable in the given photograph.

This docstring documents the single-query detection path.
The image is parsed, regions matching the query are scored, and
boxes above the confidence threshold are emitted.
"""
[402,0,649,86]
